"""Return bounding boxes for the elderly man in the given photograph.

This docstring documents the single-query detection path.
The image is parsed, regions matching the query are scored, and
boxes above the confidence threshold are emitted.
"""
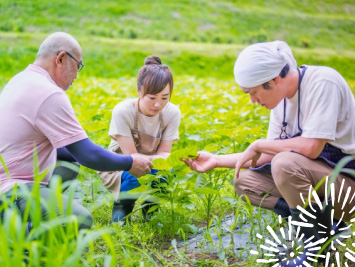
[183,40,355,265]
[0,32,153,230]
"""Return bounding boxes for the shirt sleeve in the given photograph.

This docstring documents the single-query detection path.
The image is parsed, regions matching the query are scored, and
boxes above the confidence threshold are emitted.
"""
[35,92,88,149]
[109,102,134,139]
[301,79,340,140]
[162,104,181,141]
[66,138,133,171]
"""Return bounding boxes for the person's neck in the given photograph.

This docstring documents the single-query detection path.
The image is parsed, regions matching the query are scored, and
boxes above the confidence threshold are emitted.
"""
[33,60,60,88]
[33,60,52,76]
[285,69,300,99]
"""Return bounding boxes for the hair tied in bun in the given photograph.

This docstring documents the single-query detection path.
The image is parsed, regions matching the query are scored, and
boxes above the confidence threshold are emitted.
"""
[144,55,162,65]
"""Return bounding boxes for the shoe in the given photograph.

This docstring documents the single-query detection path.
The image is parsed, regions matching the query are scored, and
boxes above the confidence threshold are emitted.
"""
[151,177,168,194]
[140,177,166,221]
[279,203,332,266]
[25,221,33,236]
[112,199,136,224]
[333,219,348,234]
[273,198,291,219]
[141,201,158,221]
[331,219,351,244]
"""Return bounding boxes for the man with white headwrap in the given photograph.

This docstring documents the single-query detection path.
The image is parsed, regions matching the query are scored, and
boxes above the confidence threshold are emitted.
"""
[183,40,355,265]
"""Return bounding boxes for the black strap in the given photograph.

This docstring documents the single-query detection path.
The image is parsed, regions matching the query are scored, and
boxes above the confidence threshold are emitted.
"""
[280,66,307,139]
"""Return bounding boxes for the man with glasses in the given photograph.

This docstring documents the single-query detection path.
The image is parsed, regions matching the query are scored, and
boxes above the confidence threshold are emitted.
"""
[0,32,153,231]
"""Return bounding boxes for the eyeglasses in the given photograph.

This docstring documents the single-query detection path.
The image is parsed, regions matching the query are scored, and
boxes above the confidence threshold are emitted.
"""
[66,51,84,72]
[57,51,84,72]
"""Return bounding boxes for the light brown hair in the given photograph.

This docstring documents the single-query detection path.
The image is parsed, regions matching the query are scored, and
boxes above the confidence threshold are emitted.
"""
[137,56,174,96]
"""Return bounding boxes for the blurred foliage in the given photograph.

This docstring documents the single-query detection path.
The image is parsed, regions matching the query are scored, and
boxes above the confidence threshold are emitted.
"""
[1,33,355,90]
[67,76,270,152]
[1,0,355,49]
[1,0,355,88]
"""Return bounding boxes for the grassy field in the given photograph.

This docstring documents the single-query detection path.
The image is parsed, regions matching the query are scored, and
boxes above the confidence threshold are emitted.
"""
[1,0,355,86]
[1,0,355,266]
[1,0,355,48]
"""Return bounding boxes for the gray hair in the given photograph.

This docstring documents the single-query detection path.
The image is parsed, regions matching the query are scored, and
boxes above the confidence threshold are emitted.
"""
[36,32,81,60]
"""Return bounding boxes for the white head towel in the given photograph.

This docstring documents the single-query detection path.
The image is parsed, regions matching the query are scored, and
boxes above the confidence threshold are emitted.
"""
[234,40,297,88]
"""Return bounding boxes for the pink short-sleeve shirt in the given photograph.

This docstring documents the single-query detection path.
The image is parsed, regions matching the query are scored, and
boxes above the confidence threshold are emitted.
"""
[0,64,87,193]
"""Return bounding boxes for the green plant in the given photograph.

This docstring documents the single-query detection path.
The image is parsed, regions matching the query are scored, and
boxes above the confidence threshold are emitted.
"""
[194,170,231,229]
[129,147,197,237]
[0,160,116,266]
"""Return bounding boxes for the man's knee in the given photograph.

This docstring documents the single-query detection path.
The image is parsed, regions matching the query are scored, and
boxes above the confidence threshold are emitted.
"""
[52,161,80,183]
[74,206,94,230]
[272,151,302,190]
[234,170,263,203]
[234,170,249,197]
[71,200,93,230]
[79,212,93,230]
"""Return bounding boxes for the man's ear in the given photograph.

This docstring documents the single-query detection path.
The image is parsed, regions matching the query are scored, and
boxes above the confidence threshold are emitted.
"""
[55,51,66,67]
[273,75,281,85]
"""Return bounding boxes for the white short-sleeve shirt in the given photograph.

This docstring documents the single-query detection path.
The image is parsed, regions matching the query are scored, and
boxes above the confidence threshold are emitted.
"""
[108,99,181,151]
[267,66,355,156]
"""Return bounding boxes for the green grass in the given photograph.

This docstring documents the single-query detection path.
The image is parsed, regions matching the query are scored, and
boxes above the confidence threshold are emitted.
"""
[1,0,355,266]
[1,0,355,49]
[1,0,355,88]
[2,32,355,91]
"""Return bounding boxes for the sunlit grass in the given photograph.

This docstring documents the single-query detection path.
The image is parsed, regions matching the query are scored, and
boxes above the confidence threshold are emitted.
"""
[0,177,116,266]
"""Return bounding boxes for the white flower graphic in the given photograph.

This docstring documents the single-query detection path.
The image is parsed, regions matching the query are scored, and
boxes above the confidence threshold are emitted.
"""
[250,176,355,266]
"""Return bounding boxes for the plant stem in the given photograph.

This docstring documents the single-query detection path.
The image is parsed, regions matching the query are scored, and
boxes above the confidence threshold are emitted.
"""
[170,192,175,238]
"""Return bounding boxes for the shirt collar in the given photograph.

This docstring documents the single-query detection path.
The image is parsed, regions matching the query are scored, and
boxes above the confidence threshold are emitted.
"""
[26,64,57,86]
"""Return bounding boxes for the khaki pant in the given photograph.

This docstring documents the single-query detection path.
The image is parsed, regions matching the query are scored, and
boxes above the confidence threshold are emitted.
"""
[234,151,355,222]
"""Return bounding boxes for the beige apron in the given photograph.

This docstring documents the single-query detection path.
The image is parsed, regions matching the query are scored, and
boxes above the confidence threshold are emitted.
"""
[98,99,165,197]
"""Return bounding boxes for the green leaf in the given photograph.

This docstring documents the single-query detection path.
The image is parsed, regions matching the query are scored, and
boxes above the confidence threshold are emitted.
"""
[128,185,150,193]
[185,203,196,210]
[221,197,238,205]
[167,146,198,167]
[145,204,158,214]
[171,175,192,184]
[217,250,226,261]
[186,224,200,234]
[186,134,203,141]
[171,165,191,176]
[204,143,222,152]
[152,158,171,170]
[195,173,208,189]
[194,187,220,195]
[138,174,158,185]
